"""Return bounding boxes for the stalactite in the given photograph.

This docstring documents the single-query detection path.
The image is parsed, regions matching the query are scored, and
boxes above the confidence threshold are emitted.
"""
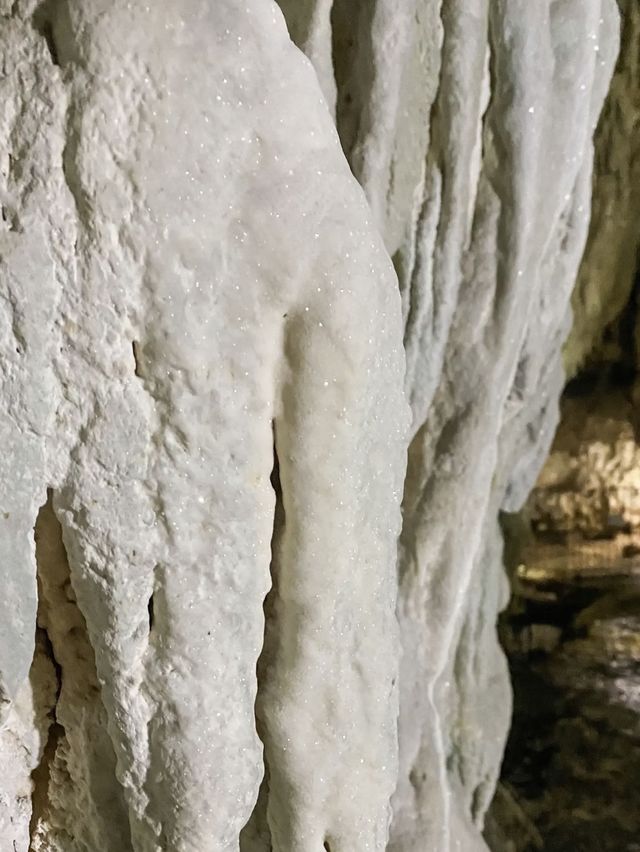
[0,0,622,850]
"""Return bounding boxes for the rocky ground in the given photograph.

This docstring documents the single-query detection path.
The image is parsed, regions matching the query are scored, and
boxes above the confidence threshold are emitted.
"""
[487,539,640,851]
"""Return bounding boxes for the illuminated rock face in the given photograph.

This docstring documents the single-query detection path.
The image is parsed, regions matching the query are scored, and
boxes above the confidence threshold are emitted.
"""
[530,394,640,538]
[279,1,619,849]
[0,2,407,850]
[0,1,618,851]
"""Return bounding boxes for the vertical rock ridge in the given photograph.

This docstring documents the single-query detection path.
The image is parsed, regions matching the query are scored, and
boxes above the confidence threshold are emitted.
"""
[256,285,406,850]
[2,2,408,849]
[280,0,619,848]
[277,0,337,113]
[402,0,490,431]
[1,1,623,850]
[565,0,640,377]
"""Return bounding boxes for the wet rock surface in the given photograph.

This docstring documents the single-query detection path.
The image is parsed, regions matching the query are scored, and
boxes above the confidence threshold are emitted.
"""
[494,543,640,852]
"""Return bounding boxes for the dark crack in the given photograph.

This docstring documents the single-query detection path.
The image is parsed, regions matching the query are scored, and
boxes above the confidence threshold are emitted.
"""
[238,419,284,851]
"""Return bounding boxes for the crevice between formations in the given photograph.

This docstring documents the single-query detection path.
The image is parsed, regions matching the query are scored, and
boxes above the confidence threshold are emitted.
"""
[27,626,62,851]
[28,490,131,850]
[28,492,66,849]
[239,420,286,851]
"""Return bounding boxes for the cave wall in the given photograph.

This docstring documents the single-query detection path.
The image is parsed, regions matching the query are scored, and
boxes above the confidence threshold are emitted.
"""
[0,2,408,849]
[564,0,640,379]
[0,1,619,851]
[277,1,619,848]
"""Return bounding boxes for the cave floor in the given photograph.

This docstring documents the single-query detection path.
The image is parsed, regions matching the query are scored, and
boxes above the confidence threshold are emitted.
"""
[498,542,640,851]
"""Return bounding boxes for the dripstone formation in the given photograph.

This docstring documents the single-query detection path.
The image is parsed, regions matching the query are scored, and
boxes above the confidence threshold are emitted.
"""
[0,1,619,850]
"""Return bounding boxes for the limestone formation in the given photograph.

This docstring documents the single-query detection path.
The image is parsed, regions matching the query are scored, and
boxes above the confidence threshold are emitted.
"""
[1,2,407,850]
[530,393,640,538]
[279,1,619,848]
[0,1,621,851]
[564,0,640,378]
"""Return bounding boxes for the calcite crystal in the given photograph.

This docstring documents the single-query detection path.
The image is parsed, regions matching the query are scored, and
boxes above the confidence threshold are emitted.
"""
[0,0,620,851]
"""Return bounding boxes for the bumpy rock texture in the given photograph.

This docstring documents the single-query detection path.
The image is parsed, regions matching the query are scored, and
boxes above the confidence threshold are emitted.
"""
[0,1,407,850]
[278,1,618,849]
[0,1,619,851]
[529,392,640,538]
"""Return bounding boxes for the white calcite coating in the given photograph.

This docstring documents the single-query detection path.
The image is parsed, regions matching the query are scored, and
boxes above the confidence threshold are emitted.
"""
[0,0,624,849]
[279,0,619,849]
[0,1,407,850]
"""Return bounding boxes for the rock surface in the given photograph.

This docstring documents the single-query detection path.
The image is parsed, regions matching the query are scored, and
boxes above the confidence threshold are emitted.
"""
[529,392,640,538]
[0,2,407,850]
[278,0,619,848]
[0,0,621,851]
[564,0,640,378]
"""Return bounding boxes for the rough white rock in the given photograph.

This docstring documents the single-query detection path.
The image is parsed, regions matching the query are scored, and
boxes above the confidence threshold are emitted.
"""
[0,0,623,849]
[279,0,619,849]
[0,2,407,850]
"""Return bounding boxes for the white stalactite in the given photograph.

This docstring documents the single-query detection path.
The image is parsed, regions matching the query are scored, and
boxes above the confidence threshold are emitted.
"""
[0,2,407,850]
[0,0,621,850]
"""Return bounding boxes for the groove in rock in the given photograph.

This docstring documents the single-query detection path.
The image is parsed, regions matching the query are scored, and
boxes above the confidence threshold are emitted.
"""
[132,340,143,378]
[330,0,371,161]
[239,419,284,850]
[27,627,63,852]
[147,593,155,632]
[33,0,91,223]
[28,489,131,849]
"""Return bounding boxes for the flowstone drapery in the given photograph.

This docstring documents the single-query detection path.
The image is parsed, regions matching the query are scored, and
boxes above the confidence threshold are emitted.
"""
[279,1,618,849]
[0,2,407,849]
[0,1,619,850]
